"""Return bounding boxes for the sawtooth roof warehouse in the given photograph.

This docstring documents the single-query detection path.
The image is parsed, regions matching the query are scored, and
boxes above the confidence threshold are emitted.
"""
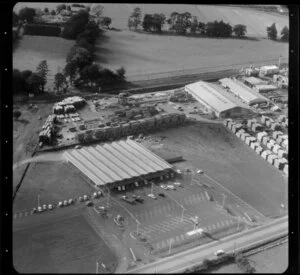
[185,81,251,118]
[63,139,174,191]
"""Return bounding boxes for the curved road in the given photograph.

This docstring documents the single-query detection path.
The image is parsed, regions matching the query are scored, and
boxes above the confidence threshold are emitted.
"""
[128,216,288,273]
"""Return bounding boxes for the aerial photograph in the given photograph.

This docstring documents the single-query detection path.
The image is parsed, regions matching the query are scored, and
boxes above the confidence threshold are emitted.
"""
[13,3,289,273]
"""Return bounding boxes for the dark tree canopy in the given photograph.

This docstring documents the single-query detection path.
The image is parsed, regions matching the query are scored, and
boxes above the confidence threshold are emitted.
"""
[142,13,165,33]
[233,24,247,37]
[61,11,90,39]
[267,23,277,40]
[18,7,36,23]
[128,7,142,30]
[280,26,289,41]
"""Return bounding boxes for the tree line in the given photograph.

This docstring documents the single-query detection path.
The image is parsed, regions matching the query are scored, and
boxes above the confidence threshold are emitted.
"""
[128,8,248,38]
[128,7,289,41]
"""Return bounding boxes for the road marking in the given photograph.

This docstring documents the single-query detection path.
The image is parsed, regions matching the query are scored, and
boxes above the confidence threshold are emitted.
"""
[146,225,157,230]
[149,210,153,218]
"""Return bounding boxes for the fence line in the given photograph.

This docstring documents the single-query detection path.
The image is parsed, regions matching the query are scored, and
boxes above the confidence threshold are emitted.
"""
[126,57,288,82]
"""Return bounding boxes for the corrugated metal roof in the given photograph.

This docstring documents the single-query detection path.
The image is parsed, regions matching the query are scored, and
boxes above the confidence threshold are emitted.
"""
[219,78,268,105]
[185,81,237,113]
[63,140,172,186]
[244,77,268,85]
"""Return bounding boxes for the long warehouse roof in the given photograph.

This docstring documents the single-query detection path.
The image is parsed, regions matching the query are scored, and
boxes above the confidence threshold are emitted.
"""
[63,140,173,186]
[185,81,238,113]
[219,78,268,104]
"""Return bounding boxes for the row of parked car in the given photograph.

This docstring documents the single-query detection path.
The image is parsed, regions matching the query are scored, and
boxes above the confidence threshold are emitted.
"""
[32,191,103,214]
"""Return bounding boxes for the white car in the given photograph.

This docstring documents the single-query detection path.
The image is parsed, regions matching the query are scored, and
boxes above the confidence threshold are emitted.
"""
[147,194,157,199]
[214,250,225,256]
[75,145,82,149]
[197,169,204,174]
[173,182,182,187]
[63,200,68,206]
[48,204,53,210]
[37,206,43,212]
[58,201,63,207]
[42,204,47,211]
[167,184,175,190]
[160,184,169,190]
[176,169,182,174]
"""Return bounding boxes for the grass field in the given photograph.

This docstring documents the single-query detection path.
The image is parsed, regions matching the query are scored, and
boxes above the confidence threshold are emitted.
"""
[13,35,74,89]
[13,161,94,212]
[140,122,287,218]
[13,210,117,273]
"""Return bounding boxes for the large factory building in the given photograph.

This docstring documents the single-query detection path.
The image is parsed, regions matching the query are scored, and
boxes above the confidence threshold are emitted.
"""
[185,81,250,118]
[63,139,174,191]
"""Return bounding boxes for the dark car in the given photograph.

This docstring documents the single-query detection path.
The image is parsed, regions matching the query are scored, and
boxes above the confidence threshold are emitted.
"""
[135,196,144,203]
[158,193,166,197]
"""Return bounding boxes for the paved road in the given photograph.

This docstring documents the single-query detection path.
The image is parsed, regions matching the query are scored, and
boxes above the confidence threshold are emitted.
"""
[128,216,288,273]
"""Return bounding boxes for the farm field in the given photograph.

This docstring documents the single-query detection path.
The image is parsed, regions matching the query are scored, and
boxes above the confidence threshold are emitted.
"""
[140,122,287,218]
[13,35,75,89]
[13,209,117,273]
[95,30,288,78]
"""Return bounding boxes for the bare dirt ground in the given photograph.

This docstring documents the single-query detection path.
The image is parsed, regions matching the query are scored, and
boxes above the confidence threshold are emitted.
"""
[13,207,117,273]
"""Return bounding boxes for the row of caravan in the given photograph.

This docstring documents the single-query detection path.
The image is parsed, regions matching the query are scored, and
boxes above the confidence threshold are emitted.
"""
[76,113,187,144]
[224,119,288,175]
[261,115,287,131]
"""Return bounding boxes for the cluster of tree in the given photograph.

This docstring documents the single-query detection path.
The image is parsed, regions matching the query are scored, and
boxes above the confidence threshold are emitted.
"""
[267,23,289,42]
[129,8,248,38]
[71,4,86,8]
[235,253,256,273]
[17,7,36,23]
[13,60,49,95]
[13,12,19,26]
[55,4,71,14]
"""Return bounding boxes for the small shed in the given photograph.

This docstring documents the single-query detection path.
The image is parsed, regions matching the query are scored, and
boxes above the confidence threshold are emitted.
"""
[267,154,278,165]
[241,133,251,141]
[261,150,272,160]
[274,158,285,170]
[272,144,281,154]
[250,142,260,150]
[256,131,268,142]
[277,149,288,159]
[261,115,271,124]
[262,136,271,145]
[266,141,274,150]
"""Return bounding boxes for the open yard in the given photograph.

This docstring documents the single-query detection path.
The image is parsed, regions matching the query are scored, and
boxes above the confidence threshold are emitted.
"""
[13,35,74,89]
[13,209,117,273]
[140,122,287,218]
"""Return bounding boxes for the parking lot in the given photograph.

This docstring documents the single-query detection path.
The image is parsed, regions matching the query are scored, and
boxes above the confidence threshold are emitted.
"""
[90,172,251,255]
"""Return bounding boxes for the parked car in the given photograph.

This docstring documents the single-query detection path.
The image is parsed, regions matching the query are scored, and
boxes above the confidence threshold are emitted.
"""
[214,250,225,256]
[158,193,166,197]
[197,169,204,174]
[98,205,107,212]
[135,196,144,203]
[58,201,63,207]
[147,193,157,199]
[78,196,83,202]
[97,191,102,197]
[167,184,175,190]
[174,182,182,187]
[160,184,169,190]
[63,200,68,206]
[75,145,82,149]
[42,204,47,211]
[48,204,53,210]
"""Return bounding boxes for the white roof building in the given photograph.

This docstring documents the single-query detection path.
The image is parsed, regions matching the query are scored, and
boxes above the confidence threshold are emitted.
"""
[219,78,269,105]
[185,81,250,118]
[244,77,268,86]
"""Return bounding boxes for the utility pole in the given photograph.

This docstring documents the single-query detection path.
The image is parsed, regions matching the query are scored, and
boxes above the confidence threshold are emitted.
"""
[168,239,173,254]
[96,262,99,274]
[181,207,185,222]
[222,194,226,208]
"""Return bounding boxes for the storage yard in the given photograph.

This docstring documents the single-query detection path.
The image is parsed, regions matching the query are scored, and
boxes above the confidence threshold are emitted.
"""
[13,62,288,273]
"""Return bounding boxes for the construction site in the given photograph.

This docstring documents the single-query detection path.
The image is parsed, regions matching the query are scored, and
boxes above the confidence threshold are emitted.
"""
[13,63,288,273]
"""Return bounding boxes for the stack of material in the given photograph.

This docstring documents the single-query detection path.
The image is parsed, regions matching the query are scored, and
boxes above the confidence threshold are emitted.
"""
[282,139,288,150]
[250,142,260,150]
[252,123,264,132]
[39,115,56,144]
[261,136,270,145]
[277,149,288,159]
[255,146,264,155]
[267,154,278,165]
[245,136,256,146]
[64,104,76,114]
[53,105,64,114]
[283,164,288,175]
[261,150,272,160]
[257,131,268,142]
[232,123,243,134]
[270,122,281,131]
[261,115,271,125]
[272,144,282,154]
[273,131,284,139]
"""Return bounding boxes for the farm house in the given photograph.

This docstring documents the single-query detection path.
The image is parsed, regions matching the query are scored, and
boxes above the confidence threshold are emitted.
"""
[219,78,269,106]
[260,65,279,76]
[261,150,272,160]
[63,140,174,191]
[255,146,264,155]
[185,81,250,118]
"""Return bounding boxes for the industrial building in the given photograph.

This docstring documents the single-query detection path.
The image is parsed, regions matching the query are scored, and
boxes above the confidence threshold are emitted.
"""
[243,77,268,88]
[219,78,269,106]
[63,140,174,191]
[185,81,250,118]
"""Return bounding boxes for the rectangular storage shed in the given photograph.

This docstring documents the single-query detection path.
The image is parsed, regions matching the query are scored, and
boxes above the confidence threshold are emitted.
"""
[250,142,260,150]
[261,150,272,160]
[267,154,278,165]
[273,131,284,139]
[272,144,281,154]
[257,131,268,142]
[255,146,264,155]
[277,150,288,159]
[262,136,271,145]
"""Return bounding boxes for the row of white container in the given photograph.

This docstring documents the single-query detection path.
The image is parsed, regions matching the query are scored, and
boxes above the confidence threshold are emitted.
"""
[261,115,287,130]
[224,119,288,175]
